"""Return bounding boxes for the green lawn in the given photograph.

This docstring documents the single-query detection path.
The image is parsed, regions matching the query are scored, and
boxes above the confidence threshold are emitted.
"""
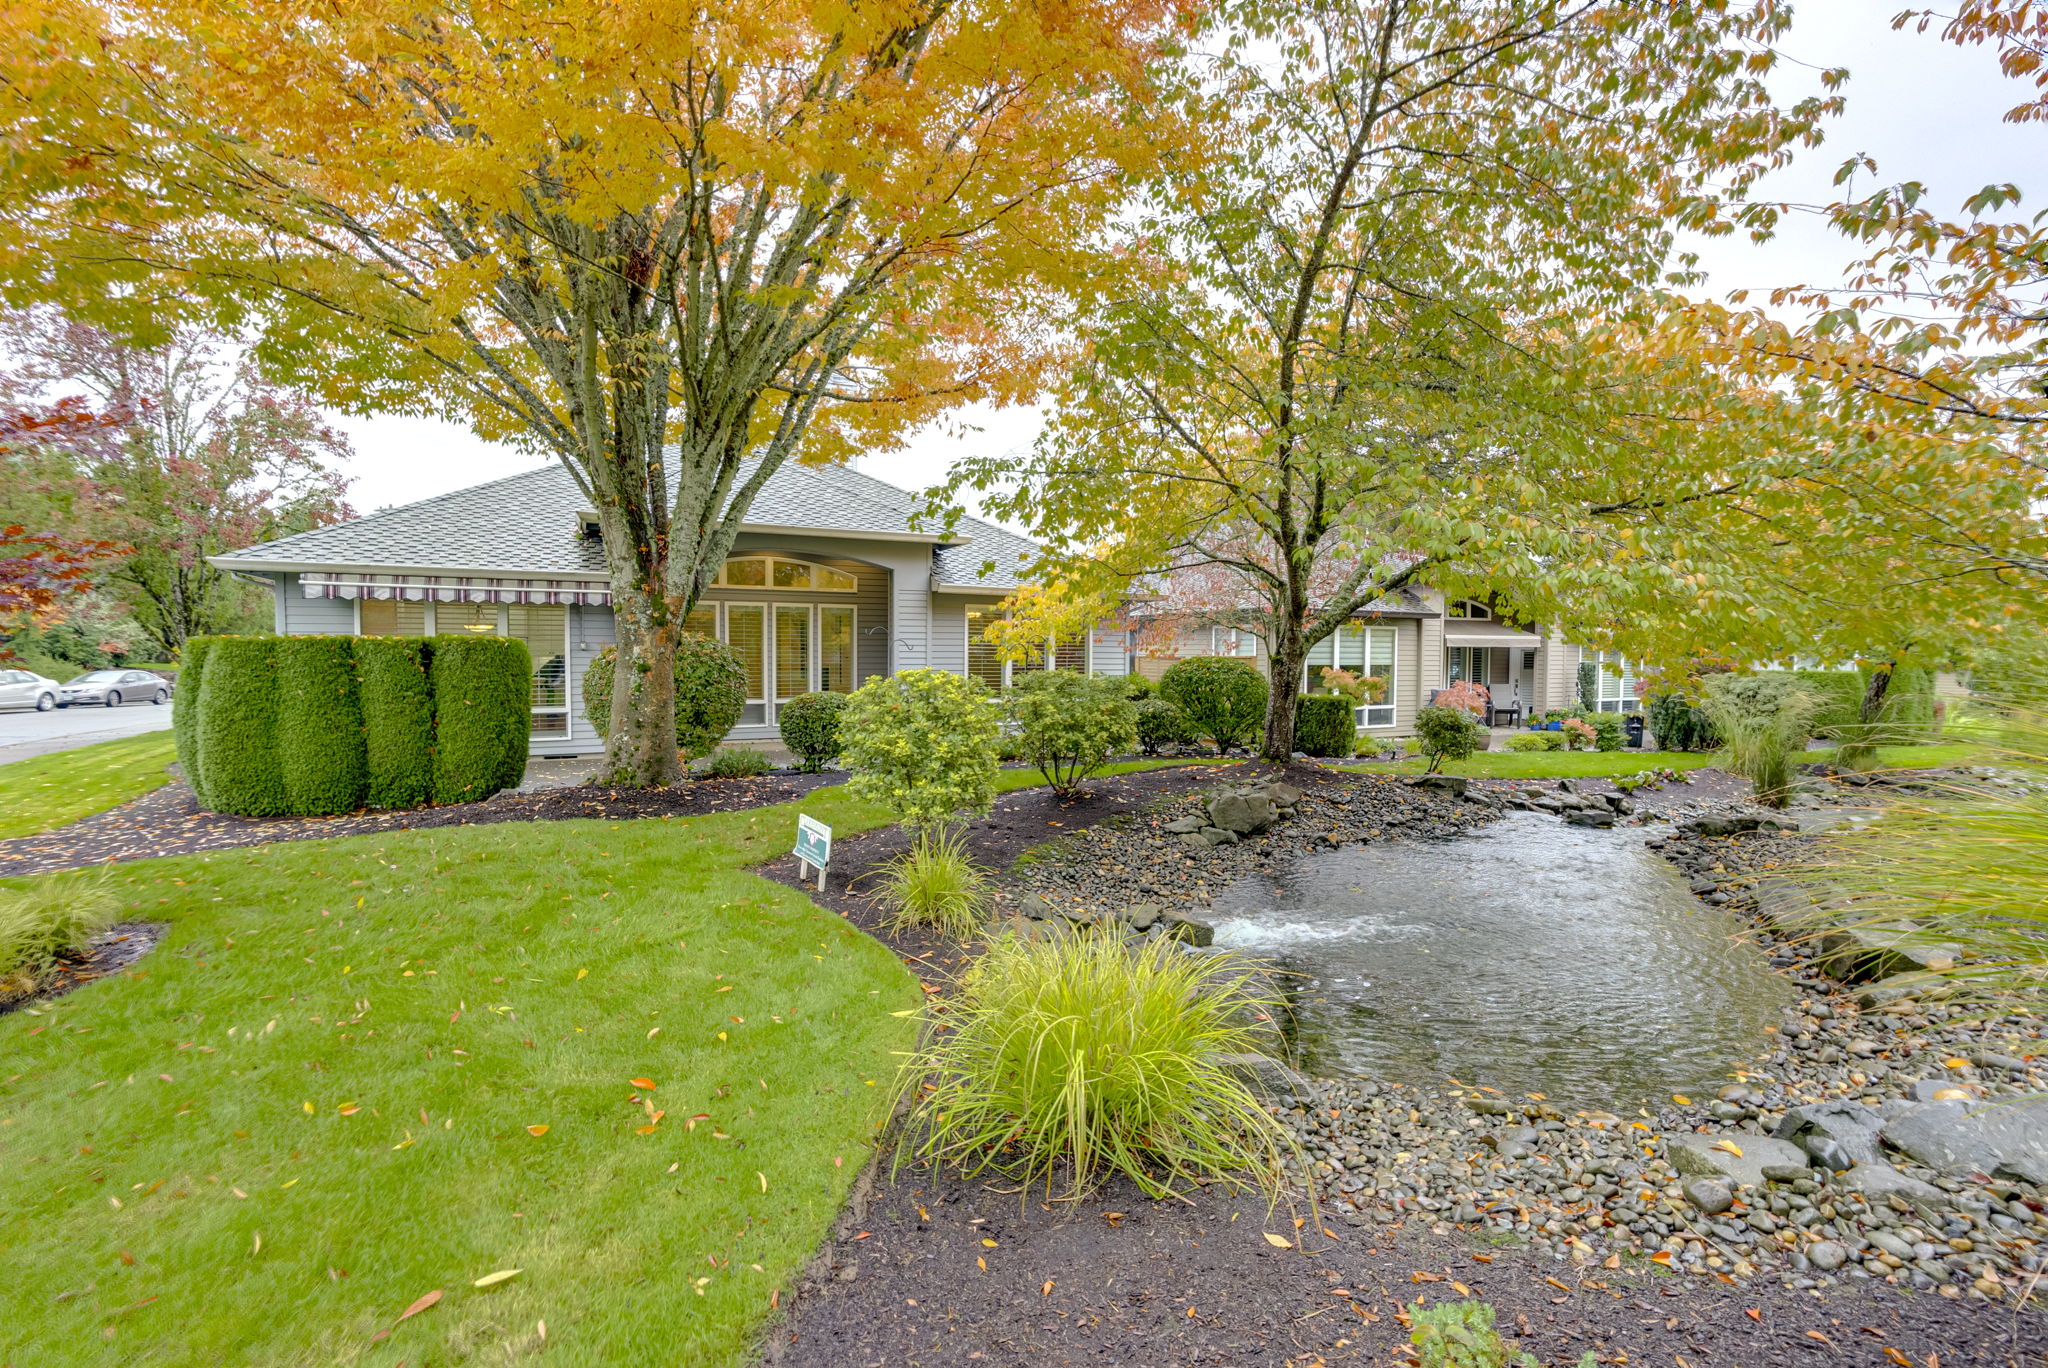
[1339,749,1718,780]
[1806,741,1990,771]
[0,731,180,838]
[0,758,1219,1366]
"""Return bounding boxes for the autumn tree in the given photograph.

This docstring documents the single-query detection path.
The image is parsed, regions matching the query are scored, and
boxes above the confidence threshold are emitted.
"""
[948,0,1840,762]
[0,309,355,657]
[0,0,1182,785]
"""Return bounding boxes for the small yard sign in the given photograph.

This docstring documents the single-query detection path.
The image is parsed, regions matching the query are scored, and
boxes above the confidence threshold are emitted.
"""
[794,814,832,892]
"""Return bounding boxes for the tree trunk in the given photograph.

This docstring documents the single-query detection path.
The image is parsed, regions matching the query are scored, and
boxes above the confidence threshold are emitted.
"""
[1859,662,1894,727]
[1262,625,1304,764]
[601,579,683,787]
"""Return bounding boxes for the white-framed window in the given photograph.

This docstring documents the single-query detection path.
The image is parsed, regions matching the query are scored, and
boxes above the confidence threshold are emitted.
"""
[965,605,1092,687]
[1594,650,1640,713]
[1304,623,1397,728]
[1446,599,1491,620]
[712,556,857,593]
[1210,626,1259,658]
[357,599,570,738]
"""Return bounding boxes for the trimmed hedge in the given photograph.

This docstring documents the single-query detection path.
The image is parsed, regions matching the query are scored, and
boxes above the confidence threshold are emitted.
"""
[277,635,366,815]
[357,637,435,810]
[196,636,289,817]
[778,690,849,771]
[430,634,531,805]
[1293,694,1355,757]
[583,636,749,761]
[173,635,218,808]
[1158,656,1268,753]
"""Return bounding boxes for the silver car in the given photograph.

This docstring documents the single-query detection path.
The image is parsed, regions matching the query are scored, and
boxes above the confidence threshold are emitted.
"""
[59,668,171,708]
[0,667,61,712]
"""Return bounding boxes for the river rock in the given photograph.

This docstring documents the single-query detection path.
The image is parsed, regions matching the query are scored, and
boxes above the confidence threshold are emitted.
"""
[1564,809,1617,828]
[1125,904,1161,932]
[1161,912,1214,947]
[1406,774,1468,798]
[1666,1133,1809,1188]
[1162,815,1207,835]
[1816,922,1960,983]
[1855,972,1955,1008]
[1774,1101,1887,1169]
[1809,1240,1849,1271]
[1683,1178,1735,1215]
[1882,1097,2048,1183]
[1215,1052,1316,1101]
[1678,812,1795,838]
[1207,791,1276,835]
[1830,1162,1952,1211]
[1201,826,1240,846]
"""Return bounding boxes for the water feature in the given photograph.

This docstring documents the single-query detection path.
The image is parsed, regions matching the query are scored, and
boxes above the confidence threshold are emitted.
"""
[1209,811,1795,1109]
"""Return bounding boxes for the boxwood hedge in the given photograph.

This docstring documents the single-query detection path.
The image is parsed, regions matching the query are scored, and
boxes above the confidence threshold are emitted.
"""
[277,635,367,815]
[173,636,218,808]
[195,636,290,817]
[429,634,531,805]
[356,637,435,810]
[1293,693,1355,758]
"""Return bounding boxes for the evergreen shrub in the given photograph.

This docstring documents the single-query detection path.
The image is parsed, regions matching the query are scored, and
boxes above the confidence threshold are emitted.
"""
[276,636,367,815]
[1134,697,1196,755]
[356,637,435,809]
[1293,694,1355,757]
[705,747,772,779]
[778,691,850,771]
[582,637,749,760]
[1645,692,1720,751]
[1158,656,1268,753]
[429,634,531,804]
[1576,659,1598,711]
[1009,670,1138,795]
[1589,711,1625,752]
[1414,703,1481,774]
[173,635,218,807]
[1505,731,1561,753]
[841,668,1002,831]
[195,636,289,817]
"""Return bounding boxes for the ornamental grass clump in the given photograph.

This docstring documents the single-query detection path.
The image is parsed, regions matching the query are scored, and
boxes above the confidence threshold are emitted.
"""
[0,869,121,997]
[1702,674,1818,807]
[896,930,1298,1201]
[876,828,990,939]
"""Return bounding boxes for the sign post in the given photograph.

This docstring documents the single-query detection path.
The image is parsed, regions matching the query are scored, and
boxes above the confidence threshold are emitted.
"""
[794,814,832,893]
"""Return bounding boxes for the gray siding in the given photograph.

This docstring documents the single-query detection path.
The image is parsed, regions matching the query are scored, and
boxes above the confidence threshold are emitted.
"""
[928,596,969,675]
[277,574,358,635]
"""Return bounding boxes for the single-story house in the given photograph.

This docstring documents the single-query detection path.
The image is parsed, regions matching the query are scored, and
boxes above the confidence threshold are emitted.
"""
[212,460,1135,758]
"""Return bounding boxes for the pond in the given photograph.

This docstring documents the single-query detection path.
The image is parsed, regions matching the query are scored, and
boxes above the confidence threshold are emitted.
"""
[1208,811,1794,1109]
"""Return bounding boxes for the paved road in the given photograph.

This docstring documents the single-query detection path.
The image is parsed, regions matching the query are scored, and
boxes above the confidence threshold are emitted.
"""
[0,700,177,766]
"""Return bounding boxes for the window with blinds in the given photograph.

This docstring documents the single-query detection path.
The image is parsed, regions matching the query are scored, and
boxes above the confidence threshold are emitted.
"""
[1304,623,1396,728]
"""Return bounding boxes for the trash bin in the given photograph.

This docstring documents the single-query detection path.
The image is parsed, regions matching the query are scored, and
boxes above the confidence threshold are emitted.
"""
[1625,713,1646,749]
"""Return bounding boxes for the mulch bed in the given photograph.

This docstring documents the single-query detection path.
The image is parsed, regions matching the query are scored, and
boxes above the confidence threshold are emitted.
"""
[767,1171,2043,1368]
[0,919,165,1016]
[0,770,849,877]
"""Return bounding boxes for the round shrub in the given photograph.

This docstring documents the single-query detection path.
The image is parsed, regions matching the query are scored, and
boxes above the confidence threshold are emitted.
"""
[276,635,366,815]
[1134,696,1196,755]
[1504,730,1562,753]
[1158,656,1268,753]
[778,690,849,772]
[841,667,1002,830]
[583,636,748,761]
[172,635,218,807]
[429,634,531,804]
[1121,673,1154,701]
[1009,670,1138,795]
[1413,703,1481,774]
[1292,693,1355,758]
[355,636,434,809]
[196,636,289,817]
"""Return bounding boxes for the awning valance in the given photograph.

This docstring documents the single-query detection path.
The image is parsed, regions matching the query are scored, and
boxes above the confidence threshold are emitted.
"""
[299,572,611,607]
[1442,620,1542,648]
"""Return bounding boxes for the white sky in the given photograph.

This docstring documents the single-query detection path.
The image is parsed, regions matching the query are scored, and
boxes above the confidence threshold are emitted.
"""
[326,0,2034,519]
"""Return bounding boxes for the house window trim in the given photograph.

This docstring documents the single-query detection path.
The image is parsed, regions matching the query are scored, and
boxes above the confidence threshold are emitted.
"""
[1210,626,1260,659]
[965,607,1095,688]
[1302,623,1398,730]
[1446,599,1491,620]
[1593,650,1640,714]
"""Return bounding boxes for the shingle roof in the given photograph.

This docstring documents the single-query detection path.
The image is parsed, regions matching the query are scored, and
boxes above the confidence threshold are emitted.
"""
[215,458,1040,586]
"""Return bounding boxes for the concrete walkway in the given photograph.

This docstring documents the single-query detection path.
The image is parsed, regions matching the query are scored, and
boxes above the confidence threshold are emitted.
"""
[0,700,176,766]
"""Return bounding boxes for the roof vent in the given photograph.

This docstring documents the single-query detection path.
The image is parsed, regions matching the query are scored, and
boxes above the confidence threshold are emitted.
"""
[576,512,602,539]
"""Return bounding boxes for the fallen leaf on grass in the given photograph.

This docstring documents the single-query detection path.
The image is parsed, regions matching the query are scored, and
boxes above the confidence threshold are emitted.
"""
[630,1078,657,1090]
[526,1125,549,1137]
[1263,1233,1293,1249]
[397,1289,442,1323]
[472,1269,520,1289]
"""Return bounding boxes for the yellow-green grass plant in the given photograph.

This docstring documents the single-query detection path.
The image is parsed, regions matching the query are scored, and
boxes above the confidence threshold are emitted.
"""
[896,928,1300,1202]
[0,730,179,837]
[0,757,1210,1367]
[1702,682,1819,807]
[0,866,120,995]
[1791,705,2048,1008]
[876,826,990,940]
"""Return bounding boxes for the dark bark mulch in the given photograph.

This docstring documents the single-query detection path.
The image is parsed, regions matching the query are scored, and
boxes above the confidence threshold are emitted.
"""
[0,920,165,1016]
[769,1170,2046,1368]
[0,771,850,877]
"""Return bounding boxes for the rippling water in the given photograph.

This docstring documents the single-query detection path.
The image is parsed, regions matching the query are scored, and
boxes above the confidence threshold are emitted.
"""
[1208,811,1794,1108]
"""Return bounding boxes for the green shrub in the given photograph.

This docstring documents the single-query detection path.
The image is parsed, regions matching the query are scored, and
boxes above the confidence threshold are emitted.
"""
[582,636,749,761]
[1504,730,1560,753]
[1293,693,1355,757]
[1158,656,1268,753]
[1010,670,1138,795]
[0,868,120,992]
[895,930,1297,1201]
[778,691,849,771]
[1414,703,1481,773]
[1576,658,1598,711]
[355,636,435,810]
[704,746,771,779]
[877,829,990,939]
[429,634,531,805]
[1645,692,1720,751]
[1134,696,1196,754]
[1120,673,1155,701]
[1589,711,1625,752]
[841,668,1002,831]
[196,636,289,817]
[1703,674,1817,807]
[275,636,366,815]
[173,635,217,806]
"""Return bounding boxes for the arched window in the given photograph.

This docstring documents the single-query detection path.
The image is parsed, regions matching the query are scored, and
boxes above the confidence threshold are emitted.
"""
[1446,599,1491,620]
[713,556,856,592]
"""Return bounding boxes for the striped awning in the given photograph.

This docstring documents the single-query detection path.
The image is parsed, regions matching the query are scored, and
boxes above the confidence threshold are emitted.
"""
[299,572,611,607]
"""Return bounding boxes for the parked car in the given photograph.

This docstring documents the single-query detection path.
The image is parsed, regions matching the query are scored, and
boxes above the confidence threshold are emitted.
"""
[58,669,171,708]
[0,668,61,712]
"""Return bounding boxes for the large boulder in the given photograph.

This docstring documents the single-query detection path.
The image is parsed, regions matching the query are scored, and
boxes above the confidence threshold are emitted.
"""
[1829,1162,1952,1211]
[1678,812,1796,838]
[1664,1133,1810,1188]
[1815,923,1960,984]
[1207,790,1277,835]
[1882,1097,2048,1183]
[1406,774,1467,798]
[1773,1101,1886,1170]
[1160,912,1215,947]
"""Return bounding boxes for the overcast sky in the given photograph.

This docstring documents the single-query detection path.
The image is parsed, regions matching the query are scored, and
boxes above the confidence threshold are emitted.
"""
[326,0,2034,519]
